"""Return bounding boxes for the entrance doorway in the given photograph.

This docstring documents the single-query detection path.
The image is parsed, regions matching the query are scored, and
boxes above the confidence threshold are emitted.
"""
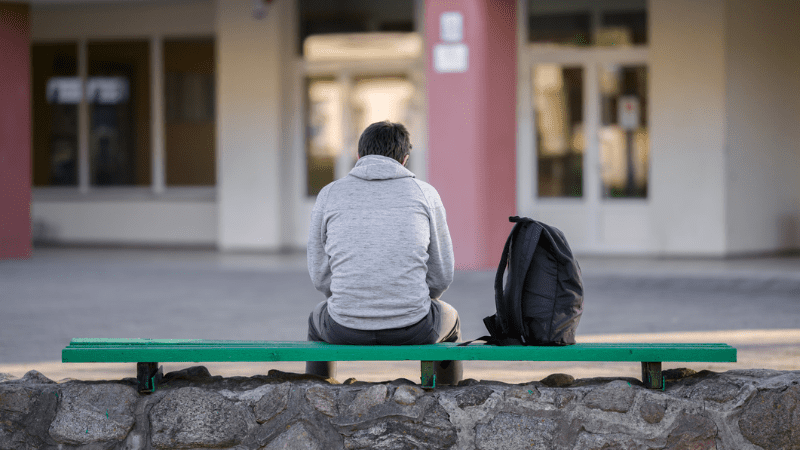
[518,1,651,253]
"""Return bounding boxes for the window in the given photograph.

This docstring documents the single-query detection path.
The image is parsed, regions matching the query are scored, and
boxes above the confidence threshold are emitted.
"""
[529,13,592,46]
[298,0,414,56]
[87,41,150,186]
[528,0,647,47]
[164,38,216,186]
[599,65,648,198]
[305,76,340,196]
[602,10,647,46]
[31,38,216,191]
[533,65,584,198]
[31,43,78,186]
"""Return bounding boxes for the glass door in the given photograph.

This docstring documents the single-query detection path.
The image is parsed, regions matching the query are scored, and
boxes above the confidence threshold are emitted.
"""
[523,49,649,252]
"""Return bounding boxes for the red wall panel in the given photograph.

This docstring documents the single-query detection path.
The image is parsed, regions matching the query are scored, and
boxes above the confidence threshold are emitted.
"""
[0,3,32,259]
[426,0,517,270]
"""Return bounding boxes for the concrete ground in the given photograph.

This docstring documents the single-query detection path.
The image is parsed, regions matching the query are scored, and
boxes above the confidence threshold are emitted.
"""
[1,247,799,383]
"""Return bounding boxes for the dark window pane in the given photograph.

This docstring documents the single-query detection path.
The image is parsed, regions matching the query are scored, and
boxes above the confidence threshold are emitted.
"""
[88,41,150,186]
[164,38,216,186]
[31,43,79,186]
[529,13,592,46]
[599,65,648,198]
[602,10,647,45]
[305,77,339,196]
[534,65,584,198]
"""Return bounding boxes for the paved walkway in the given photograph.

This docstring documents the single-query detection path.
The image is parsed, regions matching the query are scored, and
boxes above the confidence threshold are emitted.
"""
[1,248,798,383]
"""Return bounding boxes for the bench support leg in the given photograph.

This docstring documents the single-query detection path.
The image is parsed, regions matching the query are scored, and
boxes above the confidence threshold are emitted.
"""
[641,362,663,390]
[420,361,436,390]
[137,362,163,394]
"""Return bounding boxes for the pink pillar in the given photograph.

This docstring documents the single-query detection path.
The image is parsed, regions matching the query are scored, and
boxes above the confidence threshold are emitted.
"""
[0,3,32,259]
[425,0,517,270]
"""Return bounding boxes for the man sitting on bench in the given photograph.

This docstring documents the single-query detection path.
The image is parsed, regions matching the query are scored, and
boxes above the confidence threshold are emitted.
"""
[305,120,462,385]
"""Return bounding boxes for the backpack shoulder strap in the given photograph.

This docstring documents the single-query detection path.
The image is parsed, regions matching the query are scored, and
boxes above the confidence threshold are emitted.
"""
[492,216,543,343]
[488,220,518,338]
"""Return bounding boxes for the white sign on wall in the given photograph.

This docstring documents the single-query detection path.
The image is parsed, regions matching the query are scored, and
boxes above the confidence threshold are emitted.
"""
[440,11,463,42]
[618,95,640,130]
[86,77,130,104]
[435,11,468,73]
[46,77,83,104]
[434,43,469,73]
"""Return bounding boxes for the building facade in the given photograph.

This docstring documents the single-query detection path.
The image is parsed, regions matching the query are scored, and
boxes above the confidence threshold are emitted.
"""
[1,0,799,269]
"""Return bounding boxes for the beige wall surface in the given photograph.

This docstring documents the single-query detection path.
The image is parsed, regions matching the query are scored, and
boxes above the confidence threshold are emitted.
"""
[32,200,217,245]
[215,0,284,250]
[31,0,214,39]
[725,0,800,254]
[649,0,728,254]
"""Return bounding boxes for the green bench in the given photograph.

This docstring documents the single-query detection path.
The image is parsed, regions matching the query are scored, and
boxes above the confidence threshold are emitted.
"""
[62,338,736,393]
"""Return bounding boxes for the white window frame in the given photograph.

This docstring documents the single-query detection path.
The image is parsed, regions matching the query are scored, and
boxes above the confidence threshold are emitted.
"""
[32,36,217,203]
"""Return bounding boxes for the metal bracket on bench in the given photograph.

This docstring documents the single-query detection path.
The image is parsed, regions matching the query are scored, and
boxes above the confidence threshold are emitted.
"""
[421,361,436,390]
[137,362,163,394]
[641,362,663,390]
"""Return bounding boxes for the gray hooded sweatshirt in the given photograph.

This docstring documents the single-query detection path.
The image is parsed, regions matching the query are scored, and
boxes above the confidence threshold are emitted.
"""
[307,155,455,330]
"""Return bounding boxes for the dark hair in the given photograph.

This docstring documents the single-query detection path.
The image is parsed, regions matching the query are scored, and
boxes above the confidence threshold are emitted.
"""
[357,121,411,164]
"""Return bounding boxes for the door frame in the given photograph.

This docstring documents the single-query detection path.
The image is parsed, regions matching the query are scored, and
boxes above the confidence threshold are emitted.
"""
[517,40,649,252]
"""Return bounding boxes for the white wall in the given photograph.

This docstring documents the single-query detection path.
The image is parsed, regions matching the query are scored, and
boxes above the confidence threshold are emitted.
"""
[216,0,285,250]
[32,199,217,245]
[725,0,800,253]
[649,0,728,255]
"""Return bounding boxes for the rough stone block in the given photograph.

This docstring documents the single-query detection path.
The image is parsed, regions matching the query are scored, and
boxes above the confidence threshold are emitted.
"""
[346,385,387,416]
[149,386,254,449]
[342,401,456,450]
[664,413,717,450]
[254,382,291,423]
[305,385,338,417]
[48,383,137,445]
[0,373,16,383]
[20,371,56,385]
[262,422,321,450]
[392,385,423,406]
[638,401,666,424]
[553,391,576,409]
[504,384,540,402]
[475,412,557,450]
[689,379,742,404]
[583,380,636,413]
[573,431,643,450]
[739,384,800,450]
[456,386,495,408]
[1,384,60,449]
[540,373,574,387]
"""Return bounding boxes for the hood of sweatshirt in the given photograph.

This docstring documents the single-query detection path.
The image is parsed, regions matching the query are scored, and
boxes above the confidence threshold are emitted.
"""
[348,155,415,181]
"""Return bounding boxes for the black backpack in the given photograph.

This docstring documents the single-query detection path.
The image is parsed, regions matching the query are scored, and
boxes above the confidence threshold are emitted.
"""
[482,216,584,346]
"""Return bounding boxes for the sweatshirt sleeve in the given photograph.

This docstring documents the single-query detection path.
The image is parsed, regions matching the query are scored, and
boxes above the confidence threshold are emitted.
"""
[424,186,455,299]
[307,185,332,298]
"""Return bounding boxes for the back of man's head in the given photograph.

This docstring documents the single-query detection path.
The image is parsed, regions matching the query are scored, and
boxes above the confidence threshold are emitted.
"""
[357,121,411,164]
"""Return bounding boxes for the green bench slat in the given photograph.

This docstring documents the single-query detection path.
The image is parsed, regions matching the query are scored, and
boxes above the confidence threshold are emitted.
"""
[62,339,737,364]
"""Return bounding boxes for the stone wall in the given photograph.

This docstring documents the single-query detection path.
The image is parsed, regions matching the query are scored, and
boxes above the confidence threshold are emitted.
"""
[1,367,798,449]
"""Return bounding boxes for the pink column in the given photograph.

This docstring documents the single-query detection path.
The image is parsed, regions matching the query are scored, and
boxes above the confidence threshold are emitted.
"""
[0,3,32,259]
[426,0,517,270]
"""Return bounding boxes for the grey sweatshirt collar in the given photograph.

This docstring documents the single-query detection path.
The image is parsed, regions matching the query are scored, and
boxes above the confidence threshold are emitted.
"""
[349,155,415,181]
